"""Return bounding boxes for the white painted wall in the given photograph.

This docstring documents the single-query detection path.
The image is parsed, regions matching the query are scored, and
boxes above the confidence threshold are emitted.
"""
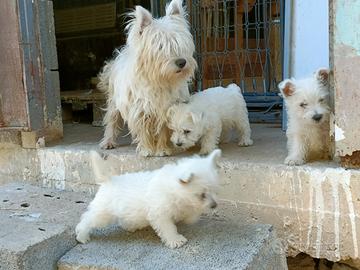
[290,0,329,78]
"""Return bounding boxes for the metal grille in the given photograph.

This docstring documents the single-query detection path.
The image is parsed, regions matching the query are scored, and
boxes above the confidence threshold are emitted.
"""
[190,0,284,122]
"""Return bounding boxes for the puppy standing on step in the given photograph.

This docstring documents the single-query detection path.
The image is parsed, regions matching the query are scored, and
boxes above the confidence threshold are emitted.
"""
[75,150,221,249]
[167,84,253,155]
[279,68,331,165]
[98,0,197,157]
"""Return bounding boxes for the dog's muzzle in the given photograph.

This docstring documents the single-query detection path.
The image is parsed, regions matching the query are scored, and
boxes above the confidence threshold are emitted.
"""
[210,201,217,209]
[176,142,183,147]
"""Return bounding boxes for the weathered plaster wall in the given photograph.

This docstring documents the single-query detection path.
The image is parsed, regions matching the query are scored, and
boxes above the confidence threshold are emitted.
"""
[331,1,360,160]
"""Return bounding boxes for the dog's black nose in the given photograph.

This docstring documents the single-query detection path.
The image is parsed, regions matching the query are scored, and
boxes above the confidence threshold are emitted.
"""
[312,114,323,122]
[210,201,217,209]
[176,142,183,147]
[175,58,186,69]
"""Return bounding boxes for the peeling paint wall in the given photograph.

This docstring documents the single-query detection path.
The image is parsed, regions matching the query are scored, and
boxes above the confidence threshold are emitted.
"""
[331,0,360,159]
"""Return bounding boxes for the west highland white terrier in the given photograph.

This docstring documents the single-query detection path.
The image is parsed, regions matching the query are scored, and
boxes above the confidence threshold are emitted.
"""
[75,149,221,249]
[98,0,197,157]
[167,84,253,155]
[279,68,331,165]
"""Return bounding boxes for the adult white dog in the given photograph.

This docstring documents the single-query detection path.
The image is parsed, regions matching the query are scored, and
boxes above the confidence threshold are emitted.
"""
[279,68,330,165]
[98,0,197,156]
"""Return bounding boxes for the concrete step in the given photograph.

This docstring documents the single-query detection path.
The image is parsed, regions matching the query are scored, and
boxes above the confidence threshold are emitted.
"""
[58,218,287,270]
[1,124,360,262]
[0,183,90,270]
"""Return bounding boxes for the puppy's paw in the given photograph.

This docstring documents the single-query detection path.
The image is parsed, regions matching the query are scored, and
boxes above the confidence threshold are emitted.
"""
[75,231,90,244]
[164,234,188,249]
[100,141,117,150]
[238,138,253,147]
[284,156,305,166]
[139,149,153,157]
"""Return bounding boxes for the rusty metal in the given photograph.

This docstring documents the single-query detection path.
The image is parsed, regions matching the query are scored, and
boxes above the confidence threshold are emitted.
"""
[341,151,360,169]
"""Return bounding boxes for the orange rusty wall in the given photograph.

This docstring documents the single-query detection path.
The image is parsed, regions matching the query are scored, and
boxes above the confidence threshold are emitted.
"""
[0,0,28,128]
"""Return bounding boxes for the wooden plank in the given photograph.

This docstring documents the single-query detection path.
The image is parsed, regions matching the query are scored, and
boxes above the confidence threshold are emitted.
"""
[0,0,28,128]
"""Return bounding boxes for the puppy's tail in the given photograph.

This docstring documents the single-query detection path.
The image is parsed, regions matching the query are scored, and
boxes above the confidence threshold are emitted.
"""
[91,151,115,183]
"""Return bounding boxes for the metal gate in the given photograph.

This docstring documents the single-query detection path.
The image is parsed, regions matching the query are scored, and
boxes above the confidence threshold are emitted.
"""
[151,0,284,123]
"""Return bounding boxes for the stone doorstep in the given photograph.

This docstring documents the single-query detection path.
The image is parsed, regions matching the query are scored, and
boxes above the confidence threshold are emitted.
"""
[57,220,287,270]
[1,124,360,262]
[0,183,91,270]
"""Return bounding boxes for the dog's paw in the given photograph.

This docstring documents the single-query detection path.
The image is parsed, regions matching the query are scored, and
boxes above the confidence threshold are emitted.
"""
[284,156,305,166]
[238,138,253,147]
[164,234,188,249]
[100,141,117,150]
[75,231,90,244]
[155,148,172,157]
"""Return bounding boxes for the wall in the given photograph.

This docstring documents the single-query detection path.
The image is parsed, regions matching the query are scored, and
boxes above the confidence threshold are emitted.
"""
[290,0,329,78]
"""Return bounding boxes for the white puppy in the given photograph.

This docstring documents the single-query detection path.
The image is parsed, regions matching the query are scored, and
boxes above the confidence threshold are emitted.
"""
[75,149,221,249]
[279,68,331,165]
[98,0,197,157]
[167,84,253,155]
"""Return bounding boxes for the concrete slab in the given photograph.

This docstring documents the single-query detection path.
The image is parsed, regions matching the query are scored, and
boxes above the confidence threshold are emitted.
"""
[0,183,90,270]
[58,218,287,270]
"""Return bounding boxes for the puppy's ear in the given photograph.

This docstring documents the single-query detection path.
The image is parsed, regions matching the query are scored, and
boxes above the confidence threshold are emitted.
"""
[167,105,176,120]
[166,0,185,16]
[135,6,152,34]
[278,79,295,98]
[207,149,222,167]
[315,68,330,86]
[179,172,194,184]
[190,112,203,123]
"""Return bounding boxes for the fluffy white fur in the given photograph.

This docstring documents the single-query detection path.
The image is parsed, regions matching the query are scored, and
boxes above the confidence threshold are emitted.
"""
[75,149,221,249]
[98,0,197,157]
[279,68,331,165]
[167,84,253,155]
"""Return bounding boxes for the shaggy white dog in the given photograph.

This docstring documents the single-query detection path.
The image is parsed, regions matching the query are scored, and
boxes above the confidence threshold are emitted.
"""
[98,0,197,156]
[167,84,253,154]
[75,149,221,249]
[279,68,331,165]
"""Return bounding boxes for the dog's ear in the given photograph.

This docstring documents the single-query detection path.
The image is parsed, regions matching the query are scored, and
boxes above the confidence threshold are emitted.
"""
[315,68,330,86]
[135,6,152,34]
[167,105,176,120]
[190,112,203,123]
[179,172,194,184]
[207,149,222,167]
[278,79,295,98]
[166,0,185,16]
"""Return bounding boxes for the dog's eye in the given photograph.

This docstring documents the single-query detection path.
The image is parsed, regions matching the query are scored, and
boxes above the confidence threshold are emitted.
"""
[319,98,324,102]
[200,193,206,200]
[300,102,308,108]
[184,130,191,134]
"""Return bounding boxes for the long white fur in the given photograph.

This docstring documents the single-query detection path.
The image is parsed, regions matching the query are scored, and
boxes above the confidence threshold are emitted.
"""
[279,68,331,165]
[167,84,253,154]
[98,0,197,157]
[76,149,221,249]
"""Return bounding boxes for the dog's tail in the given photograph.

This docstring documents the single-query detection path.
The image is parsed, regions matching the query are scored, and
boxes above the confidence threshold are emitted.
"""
[91,151,116,183]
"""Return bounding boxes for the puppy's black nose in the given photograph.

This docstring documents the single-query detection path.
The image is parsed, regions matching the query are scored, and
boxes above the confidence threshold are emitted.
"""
[176,142,183,147]
[210,201,217,209]
[312,114,323,122]
[175,58,186,69]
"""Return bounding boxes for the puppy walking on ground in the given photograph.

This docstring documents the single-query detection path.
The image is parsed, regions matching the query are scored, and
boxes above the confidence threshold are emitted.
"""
[98,0,197,157]
[76,150,221,249]
[279,68,330,165]
[167,84,253,155]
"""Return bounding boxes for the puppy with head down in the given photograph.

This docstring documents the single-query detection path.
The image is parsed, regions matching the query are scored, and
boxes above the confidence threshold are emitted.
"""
[167,84,253,155]
[75,150,221,249]
[279,68,331,165]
